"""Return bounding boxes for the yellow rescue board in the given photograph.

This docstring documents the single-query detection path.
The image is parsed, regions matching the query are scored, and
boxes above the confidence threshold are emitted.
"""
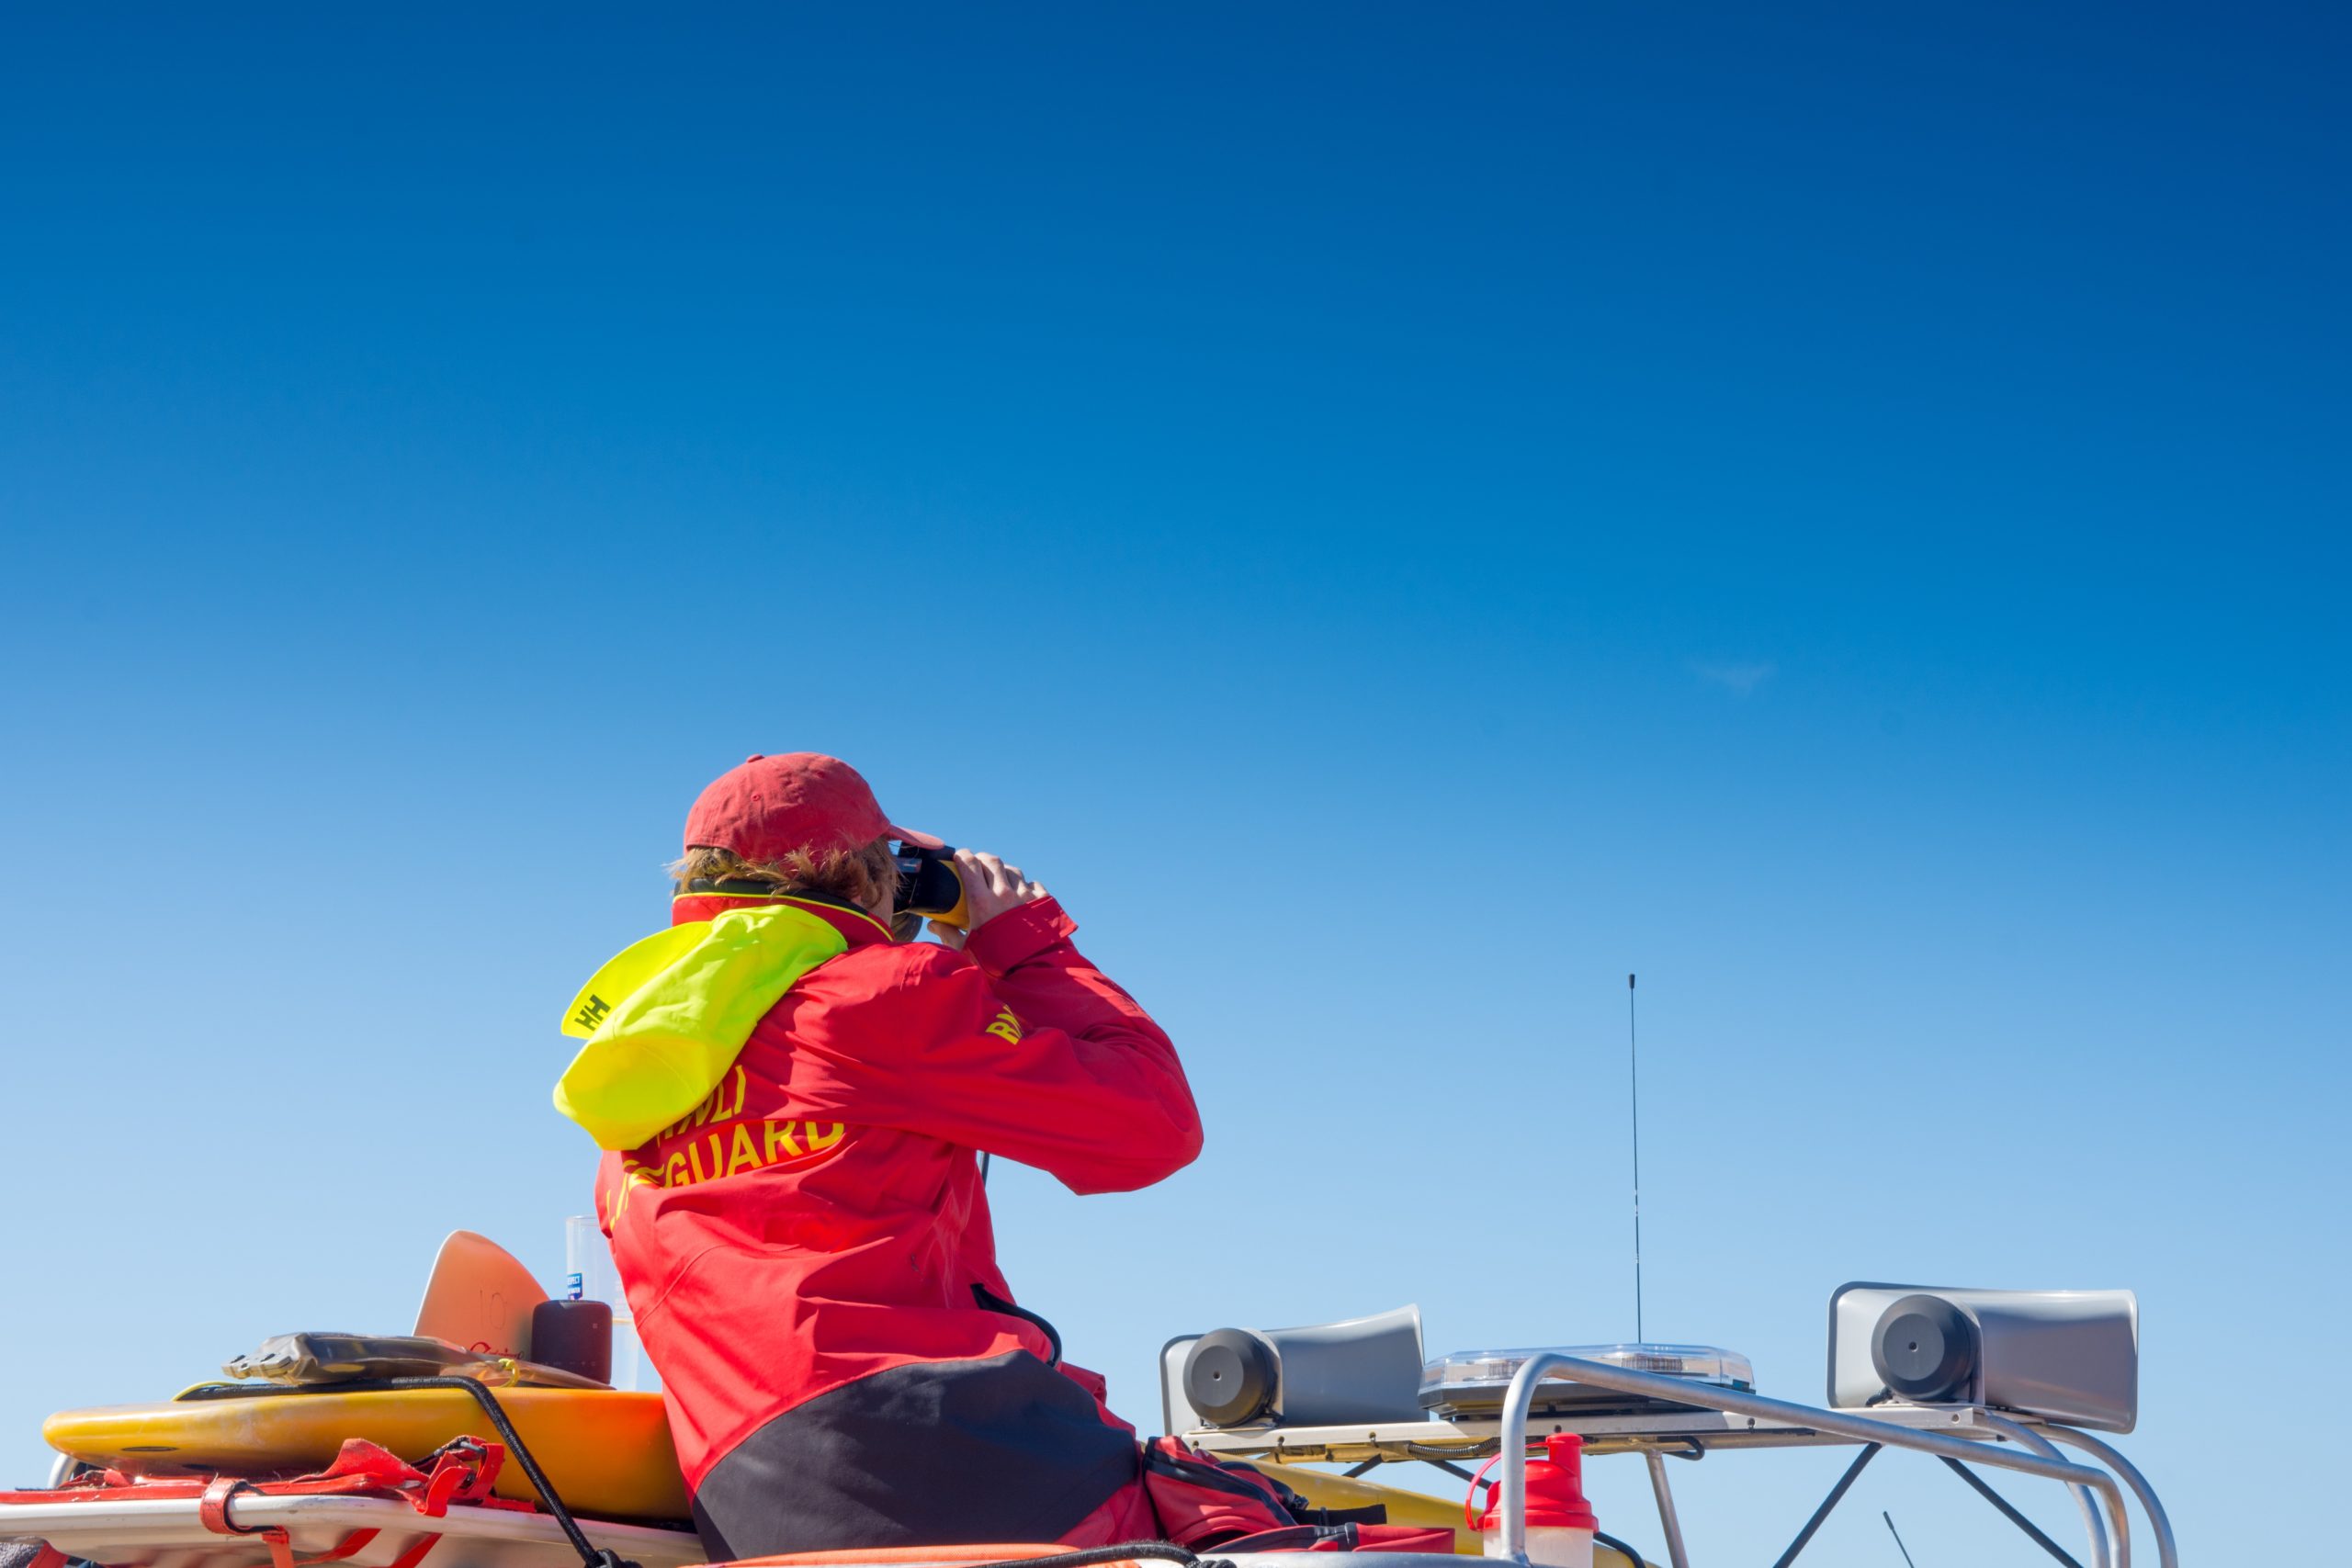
[43,1388,687,1522]
[1255,1461,1645,1568]
[1252,1462,1480,1554]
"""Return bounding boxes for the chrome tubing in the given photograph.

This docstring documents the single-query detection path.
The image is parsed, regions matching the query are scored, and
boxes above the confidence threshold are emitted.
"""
[2044,1426,2178,1568]
[1493,1354,2133,1567]
[1975,1410,2115,1568]
[1639,1450,1691,1568]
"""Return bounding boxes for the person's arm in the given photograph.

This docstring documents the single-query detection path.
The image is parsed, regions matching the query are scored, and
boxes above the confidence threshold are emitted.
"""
[823,896,1202,1193]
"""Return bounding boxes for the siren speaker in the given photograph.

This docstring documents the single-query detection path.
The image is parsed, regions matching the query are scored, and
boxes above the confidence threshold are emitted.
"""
[1827,1282,2139,1432]
[1160,1304,1424,1433]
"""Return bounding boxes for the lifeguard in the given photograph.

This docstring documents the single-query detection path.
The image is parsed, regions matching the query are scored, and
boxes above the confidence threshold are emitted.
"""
[553,752,1202,1558]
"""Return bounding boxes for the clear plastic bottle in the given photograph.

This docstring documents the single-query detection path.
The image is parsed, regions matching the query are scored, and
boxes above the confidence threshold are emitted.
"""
[565,1215,651,1391]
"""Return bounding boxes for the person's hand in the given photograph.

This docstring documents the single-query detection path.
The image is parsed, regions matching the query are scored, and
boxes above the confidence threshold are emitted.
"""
[952,848,1049,935]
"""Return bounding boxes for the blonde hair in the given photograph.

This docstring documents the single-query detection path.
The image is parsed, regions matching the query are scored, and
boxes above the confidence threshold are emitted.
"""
[670,839,899,912]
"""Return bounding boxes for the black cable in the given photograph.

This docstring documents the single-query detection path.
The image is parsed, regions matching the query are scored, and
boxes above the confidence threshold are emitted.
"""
[1938,1457,2085,1568]
[970,1283,1063,1367]
[1404,1439,1498,1463]
[1594,1529,1648,1567]
[959,1546,1216,1568]
[368,1377,633,1568]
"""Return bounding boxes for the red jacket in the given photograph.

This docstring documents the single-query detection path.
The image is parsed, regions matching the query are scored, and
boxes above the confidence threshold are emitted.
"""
[593,890,1201,1556]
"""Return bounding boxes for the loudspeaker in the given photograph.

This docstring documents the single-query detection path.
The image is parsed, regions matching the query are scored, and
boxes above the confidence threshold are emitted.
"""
[1827,1282,2139,1432]
[1160,1304,1425,1433]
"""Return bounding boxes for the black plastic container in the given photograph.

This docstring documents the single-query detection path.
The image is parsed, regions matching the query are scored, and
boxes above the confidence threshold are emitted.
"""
[530,1298,614,1385]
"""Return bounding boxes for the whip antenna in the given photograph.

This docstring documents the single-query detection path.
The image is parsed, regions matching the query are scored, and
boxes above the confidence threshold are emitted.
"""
[1883,1513,1917,1568]
[1628,971,1643,1342]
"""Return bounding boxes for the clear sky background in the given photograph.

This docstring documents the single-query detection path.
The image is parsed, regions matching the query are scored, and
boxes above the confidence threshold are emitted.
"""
[2,5,2345,1563]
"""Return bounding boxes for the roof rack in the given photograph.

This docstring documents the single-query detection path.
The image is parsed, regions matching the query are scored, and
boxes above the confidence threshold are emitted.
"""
[1184,1352,2176,1568]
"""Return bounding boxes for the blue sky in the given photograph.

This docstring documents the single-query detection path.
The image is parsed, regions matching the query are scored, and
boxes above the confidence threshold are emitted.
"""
[2,5,2344,1563]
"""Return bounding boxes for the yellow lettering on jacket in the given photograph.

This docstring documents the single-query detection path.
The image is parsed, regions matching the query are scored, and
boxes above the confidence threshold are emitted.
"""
[624,1117,857,1196]
[608,1158,662,1223]
[985,1008,1023,1044]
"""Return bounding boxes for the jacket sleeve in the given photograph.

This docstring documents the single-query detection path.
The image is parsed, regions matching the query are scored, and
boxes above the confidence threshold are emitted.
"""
[822,897,1203,1194]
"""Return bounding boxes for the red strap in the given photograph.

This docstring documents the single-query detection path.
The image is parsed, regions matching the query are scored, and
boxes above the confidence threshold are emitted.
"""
[412,1438,506,1514]
[300,1530,384,1566]
[102,1439,497,1568]
[379,1534,447,1568]
[199,1476,421,1568]
[199,1476,298,1568]
[198,1477,259,1537]
[419,1462,467,1519]
[317,1439,429,1491]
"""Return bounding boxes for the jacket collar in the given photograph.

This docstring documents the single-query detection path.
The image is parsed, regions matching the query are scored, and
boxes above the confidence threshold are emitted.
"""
[670,887,894,947]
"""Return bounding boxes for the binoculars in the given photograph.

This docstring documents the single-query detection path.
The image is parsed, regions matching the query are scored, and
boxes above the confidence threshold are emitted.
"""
[892,843,971,928]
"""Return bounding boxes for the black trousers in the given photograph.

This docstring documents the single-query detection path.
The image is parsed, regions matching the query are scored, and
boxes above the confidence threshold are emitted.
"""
[690,1350,1142,1559]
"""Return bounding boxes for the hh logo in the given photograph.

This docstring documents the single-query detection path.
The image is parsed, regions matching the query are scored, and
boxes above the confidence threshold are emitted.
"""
[984,1008,1023,1044]
[573,994,613,1032]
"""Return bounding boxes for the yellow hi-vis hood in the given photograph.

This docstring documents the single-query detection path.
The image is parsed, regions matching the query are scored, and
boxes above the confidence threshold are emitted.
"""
[555,902,848,1149]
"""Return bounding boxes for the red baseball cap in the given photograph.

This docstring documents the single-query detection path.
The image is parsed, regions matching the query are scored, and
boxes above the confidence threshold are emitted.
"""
[684,753,943,862]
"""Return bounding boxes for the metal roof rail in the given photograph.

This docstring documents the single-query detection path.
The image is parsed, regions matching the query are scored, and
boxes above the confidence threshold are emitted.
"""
[1487,1353,2177,1568]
